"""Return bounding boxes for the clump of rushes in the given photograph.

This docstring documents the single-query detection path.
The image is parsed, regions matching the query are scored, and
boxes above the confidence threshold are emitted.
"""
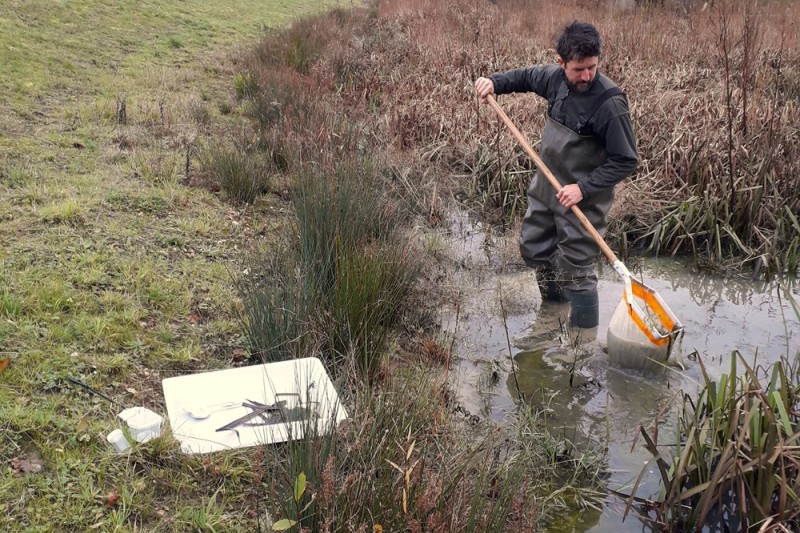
[234,71,258,101]
[294,160,402,296]
[237,156,416,382]
[324,241,416,380]
[301,160,414,382]
[628,353,800,530]
[199,143,271,205]
[261,366,604,532]
[236,244,313,363]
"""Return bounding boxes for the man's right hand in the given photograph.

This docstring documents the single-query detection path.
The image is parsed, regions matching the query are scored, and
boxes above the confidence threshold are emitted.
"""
[474,77,495,104]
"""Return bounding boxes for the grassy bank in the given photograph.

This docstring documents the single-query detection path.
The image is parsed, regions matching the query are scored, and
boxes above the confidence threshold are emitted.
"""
[0,1,345,530]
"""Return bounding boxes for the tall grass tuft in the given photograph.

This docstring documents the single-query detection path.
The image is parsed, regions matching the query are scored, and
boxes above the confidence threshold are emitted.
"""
[463,144,532,224]
[235,246,312,363]
[234,71,258,101]
[630,353,800,530]
[294,160,415,380]
[246,75,308,129]
[295,161,399,292]
[199,143,271,205]
[237,156,417,382]
[0,290,22,318]
[324,243,417,380]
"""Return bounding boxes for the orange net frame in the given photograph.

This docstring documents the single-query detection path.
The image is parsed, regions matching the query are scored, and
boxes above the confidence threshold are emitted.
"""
[624,279,683,347]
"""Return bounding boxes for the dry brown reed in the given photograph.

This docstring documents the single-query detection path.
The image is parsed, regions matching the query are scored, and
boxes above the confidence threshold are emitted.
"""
[262,366,600,532]
[237,0,800,277]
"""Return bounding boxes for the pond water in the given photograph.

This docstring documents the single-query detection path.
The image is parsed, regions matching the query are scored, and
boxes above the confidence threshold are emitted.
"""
[438,210,800,532]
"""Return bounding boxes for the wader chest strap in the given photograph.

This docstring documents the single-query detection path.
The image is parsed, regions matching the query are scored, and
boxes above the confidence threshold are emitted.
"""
[575,86,624,134]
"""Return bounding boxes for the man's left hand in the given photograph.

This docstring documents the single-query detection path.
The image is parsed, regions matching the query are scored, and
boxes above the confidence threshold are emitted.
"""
[556,184,583,209]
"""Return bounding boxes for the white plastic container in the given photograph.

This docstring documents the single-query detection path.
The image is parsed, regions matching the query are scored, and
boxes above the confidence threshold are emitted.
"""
[118,407,163,443]
[106,429,132,453]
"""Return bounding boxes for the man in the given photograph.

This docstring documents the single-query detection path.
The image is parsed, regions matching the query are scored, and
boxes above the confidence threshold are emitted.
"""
[475,21,638,329]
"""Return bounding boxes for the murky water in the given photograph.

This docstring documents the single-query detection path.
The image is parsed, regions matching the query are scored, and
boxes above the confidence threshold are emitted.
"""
[438,210,800,532]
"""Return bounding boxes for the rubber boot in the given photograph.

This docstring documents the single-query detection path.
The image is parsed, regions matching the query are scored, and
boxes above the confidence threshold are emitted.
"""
[567,290,599,329]
[535,267,568,303]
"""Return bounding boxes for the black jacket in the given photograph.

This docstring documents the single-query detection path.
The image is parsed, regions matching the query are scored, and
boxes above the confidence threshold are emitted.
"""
[489,64,638,198]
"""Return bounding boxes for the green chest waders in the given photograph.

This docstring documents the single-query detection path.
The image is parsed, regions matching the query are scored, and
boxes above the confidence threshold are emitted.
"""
[519,117,614,328]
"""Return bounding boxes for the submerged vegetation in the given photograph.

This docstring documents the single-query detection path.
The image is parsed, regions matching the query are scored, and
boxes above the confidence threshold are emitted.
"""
[2,0,799,531]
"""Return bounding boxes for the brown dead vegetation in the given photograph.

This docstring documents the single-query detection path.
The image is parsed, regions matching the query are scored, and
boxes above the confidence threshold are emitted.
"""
[237,0,800,276]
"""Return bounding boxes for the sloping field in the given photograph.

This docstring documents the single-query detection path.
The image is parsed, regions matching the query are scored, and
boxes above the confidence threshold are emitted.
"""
[0,1,346,530]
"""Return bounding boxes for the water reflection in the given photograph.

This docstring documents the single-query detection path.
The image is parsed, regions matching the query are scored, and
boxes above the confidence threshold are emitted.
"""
[619,256,798,308]
[509,325,684,526]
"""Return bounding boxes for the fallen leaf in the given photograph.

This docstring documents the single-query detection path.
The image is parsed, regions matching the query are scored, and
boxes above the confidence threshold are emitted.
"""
[272,519,297,531]
[0,358,10,372]
[10,456,44,475]
[76,414,90,433]
[126,388,137,395]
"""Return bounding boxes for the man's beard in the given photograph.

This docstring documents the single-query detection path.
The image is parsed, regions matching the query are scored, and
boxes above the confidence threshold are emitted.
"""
[568,79,593,93]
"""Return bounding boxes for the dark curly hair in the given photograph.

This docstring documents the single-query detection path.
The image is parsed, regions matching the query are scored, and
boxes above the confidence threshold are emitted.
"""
[556,21,602,62]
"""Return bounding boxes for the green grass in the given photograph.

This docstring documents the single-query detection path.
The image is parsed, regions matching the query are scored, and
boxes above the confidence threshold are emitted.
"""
[0,0,332,107]
[0,1,349,531]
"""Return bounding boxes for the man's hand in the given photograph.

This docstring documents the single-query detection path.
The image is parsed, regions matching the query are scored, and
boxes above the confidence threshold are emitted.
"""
[556,184,584,209]
[475,77,495,104]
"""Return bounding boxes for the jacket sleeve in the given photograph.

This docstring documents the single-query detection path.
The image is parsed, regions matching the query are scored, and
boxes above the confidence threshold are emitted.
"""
[576,95,638,199]
[488,65,555,99]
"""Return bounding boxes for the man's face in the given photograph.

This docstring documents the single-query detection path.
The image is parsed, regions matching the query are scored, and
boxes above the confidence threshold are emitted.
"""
[558,56,599,93]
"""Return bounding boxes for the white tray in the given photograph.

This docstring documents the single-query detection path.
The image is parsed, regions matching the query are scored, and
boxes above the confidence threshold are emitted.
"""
[162,357,347,454]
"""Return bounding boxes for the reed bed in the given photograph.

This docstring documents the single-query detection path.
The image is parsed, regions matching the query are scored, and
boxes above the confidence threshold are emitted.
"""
[222,0,800,276]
